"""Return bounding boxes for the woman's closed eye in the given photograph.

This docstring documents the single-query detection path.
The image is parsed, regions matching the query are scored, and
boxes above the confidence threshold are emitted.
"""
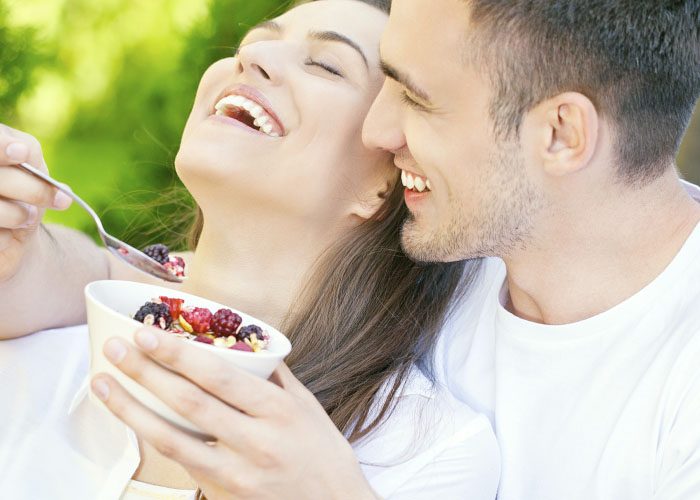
[305,58,344,78]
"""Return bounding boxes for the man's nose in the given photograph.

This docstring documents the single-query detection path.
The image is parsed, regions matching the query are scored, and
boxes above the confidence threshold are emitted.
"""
[363,82,406,153]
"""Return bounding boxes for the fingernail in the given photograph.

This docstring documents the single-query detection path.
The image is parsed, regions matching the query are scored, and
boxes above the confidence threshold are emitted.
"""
[135,329,158,352]
[104,338,127,364]
[52,190,72,210]
[5,142,29,162]
[92,378,110,401]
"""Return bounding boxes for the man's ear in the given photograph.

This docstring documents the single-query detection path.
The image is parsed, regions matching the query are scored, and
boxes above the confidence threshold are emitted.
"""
[530,92,599,177]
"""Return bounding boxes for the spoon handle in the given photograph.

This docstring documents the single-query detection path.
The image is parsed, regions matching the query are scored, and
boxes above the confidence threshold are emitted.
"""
[17,162,106,233]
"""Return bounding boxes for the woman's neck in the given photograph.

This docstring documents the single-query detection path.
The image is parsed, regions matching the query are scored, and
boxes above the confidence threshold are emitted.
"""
[180,211,337,330]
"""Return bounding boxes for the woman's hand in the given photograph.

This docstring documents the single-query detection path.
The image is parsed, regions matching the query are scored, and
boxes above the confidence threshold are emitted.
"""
[91,327,379,500]
[0,125,72,282]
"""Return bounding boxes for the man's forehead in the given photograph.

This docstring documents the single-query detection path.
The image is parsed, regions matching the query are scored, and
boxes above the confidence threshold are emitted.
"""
[380,0,471,89]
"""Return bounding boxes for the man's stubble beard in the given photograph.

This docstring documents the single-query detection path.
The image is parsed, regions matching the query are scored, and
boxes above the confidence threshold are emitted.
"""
[401,145,546,263]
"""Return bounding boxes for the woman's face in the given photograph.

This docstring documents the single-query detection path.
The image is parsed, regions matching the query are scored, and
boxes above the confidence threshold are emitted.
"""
[176,0,393,229]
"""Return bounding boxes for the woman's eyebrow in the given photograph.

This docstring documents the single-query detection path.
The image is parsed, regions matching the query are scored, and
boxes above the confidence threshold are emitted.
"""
[248,20,283,34]
[307,31,368,68]
[245,21,368,69]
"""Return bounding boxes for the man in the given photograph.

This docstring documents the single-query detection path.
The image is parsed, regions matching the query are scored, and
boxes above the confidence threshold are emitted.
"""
[363,0,700,498]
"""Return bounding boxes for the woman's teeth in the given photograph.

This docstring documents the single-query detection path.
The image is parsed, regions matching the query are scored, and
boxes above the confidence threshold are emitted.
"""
[214,95,280,137]
[401,170,432,193]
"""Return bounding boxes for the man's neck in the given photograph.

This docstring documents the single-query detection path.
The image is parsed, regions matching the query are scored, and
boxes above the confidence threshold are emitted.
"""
[503,170,700,325]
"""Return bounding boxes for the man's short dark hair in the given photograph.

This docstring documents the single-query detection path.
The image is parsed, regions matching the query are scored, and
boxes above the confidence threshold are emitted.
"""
[466,1,700,184]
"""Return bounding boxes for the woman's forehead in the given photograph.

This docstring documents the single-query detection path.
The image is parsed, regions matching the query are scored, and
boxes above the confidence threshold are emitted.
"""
[272,0,387,50]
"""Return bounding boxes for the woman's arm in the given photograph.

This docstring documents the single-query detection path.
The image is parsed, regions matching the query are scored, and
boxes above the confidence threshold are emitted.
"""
[0,223,192,339]
[0,223,110,339]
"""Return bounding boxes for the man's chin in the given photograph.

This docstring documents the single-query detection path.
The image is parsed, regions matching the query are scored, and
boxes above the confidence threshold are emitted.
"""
[400,220,451,263]
[400,218,489,263]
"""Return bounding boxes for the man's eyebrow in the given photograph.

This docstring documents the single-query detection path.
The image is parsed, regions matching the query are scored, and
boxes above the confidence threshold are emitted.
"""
[309,30,368,68]
[380,60,431,103]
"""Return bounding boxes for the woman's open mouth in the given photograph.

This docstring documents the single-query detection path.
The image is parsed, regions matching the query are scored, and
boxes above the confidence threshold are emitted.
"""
[213,93,284,138]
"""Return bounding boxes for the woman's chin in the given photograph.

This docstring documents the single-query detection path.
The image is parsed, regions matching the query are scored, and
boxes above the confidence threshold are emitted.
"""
[175,140,263,183]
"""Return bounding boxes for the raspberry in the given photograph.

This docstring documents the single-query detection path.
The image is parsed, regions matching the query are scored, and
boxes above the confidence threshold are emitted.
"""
[134,301,172,330]
[231,341,253,352]
[159,296,184,320]
[237,324,263,342]
[210,309,242,337]
[179,307,213,334]
[142,244,170,265]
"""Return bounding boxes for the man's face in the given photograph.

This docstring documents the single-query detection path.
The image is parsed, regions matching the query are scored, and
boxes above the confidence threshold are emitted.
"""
[363,0,544,263]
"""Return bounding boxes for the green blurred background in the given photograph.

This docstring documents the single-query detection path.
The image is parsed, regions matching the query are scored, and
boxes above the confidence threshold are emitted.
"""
[1,0,700,252]
[0,0,291,251]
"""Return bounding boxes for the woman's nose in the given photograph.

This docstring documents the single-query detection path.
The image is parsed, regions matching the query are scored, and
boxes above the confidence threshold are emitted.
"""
[235,42,284,86]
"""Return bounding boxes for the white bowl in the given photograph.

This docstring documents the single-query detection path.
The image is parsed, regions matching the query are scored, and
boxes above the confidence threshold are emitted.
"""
[85,280,292,437]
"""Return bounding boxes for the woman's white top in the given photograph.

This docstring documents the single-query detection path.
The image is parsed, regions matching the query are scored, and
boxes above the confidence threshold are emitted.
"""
[0,324,499,499]
[122,480,196,500]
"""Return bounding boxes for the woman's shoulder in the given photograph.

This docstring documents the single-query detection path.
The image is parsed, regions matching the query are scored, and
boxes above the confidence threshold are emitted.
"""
[360,365,496,449]
[355,366,500,499]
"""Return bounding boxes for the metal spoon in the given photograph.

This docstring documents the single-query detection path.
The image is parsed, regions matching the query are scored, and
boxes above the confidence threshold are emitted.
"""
[17,162,184,283]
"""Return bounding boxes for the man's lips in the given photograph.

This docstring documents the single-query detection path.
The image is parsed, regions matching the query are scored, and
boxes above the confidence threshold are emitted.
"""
[212,84,286,136]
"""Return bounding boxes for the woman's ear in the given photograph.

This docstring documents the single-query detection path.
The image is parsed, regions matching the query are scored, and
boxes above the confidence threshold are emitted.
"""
[528,92,599,177]
[352,178,393,221]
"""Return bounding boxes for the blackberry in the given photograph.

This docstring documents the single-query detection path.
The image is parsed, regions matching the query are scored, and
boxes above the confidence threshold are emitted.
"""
[210,309,242,337]
[142,244,170,265]
[237,324,263,342]
[134,301,172,330]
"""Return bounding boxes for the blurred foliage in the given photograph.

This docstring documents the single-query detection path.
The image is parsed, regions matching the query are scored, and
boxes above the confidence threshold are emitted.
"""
[1,0,700,254]
[0,2,43,121]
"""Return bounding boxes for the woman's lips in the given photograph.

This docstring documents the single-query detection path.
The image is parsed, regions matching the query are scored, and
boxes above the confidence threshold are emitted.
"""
[212,84,286,137]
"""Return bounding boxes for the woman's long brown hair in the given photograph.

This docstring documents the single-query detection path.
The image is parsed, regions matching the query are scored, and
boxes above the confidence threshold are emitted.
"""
[187,177,480,442]
[186,0,481,448]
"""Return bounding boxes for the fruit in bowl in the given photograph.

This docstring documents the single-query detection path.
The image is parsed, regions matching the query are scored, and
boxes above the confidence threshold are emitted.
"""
[85,280,292,437]
[133,296,270,353]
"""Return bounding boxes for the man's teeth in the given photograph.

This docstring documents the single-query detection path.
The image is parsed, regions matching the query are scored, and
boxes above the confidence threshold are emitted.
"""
[401,170,431,193]
[214,95,280,137]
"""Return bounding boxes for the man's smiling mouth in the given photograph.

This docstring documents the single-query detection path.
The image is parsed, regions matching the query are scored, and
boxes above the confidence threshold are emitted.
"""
[400,169,432,193]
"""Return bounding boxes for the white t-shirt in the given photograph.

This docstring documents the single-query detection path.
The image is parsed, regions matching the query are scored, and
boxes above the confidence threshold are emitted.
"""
[0,324,499,499]
[437,180,700,500]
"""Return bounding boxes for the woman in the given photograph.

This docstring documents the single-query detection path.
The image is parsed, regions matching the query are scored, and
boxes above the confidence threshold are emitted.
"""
[0,0,500,498]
